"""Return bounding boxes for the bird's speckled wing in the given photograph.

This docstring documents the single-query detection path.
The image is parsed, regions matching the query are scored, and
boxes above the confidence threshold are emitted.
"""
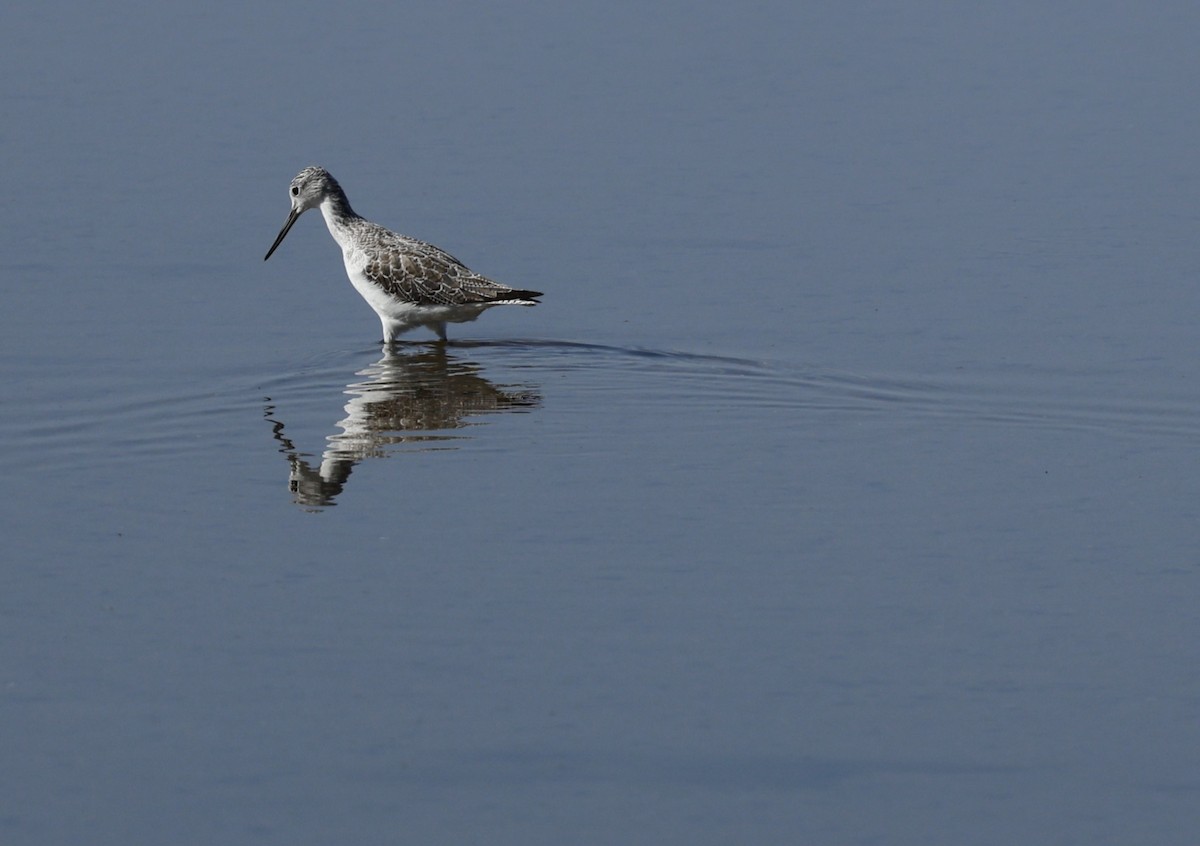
[359,227,539,306]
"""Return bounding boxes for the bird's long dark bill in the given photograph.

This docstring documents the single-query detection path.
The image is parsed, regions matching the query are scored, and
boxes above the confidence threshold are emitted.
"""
[264,208,301,261]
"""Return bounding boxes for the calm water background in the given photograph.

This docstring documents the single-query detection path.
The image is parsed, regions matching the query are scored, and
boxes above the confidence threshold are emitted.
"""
[3,2,1200,843]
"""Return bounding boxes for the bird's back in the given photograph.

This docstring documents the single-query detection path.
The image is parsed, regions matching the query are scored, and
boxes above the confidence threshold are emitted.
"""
[341,220,541,307]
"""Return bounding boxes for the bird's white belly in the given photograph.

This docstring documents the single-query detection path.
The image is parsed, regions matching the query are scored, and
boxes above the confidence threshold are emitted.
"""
[343,260,483,337]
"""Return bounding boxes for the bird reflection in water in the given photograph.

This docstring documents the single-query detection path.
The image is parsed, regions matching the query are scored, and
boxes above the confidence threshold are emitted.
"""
[264,345,540,508]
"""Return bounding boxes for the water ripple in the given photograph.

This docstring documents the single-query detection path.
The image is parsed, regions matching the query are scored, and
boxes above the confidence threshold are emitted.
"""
[5,340,1199,479]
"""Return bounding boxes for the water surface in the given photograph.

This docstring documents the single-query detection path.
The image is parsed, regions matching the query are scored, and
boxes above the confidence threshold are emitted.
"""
[2,2,1200,844]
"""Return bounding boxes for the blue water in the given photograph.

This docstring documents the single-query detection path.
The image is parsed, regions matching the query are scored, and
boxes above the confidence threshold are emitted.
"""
[3,2,1200,844]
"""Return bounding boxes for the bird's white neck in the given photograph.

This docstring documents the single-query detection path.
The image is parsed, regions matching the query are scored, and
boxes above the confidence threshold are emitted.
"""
[319,195,362,249]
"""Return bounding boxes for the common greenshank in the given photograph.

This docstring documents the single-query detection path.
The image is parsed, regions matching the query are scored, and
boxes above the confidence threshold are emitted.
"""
[265,166,542,342]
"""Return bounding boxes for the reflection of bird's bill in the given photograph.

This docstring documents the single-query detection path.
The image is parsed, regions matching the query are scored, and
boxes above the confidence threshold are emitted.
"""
[264,206,301,261]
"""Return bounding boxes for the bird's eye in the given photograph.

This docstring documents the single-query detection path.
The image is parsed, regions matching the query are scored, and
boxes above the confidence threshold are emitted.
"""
[291,186,299,196]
